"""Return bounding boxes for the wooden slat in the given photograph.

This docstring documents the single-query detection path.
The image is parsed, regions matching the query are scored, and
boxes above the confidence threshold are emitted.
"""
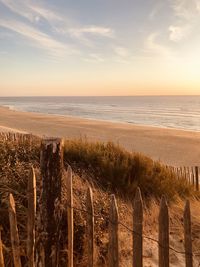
[86,187,94,267]
[158,196,169,267]
[192,167,195,186]
[66,166,73,267]
[187,167,190,184]
[0,227,5,267]
[133,187,143,267]
[8,194,22,267]
[108,195,119,267]
[27,167,36,267]
[184,200,193,267]
[195,166,199,191]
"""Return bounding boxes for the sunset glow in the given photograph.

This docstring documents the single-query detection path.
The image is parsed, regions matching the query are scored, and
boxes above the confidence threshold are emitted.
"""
[0,0,200,96]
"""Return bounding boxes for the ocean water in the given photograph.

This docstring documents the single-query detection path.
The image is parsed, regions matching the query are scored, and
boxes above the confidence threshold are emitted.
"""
[0,96,199,131]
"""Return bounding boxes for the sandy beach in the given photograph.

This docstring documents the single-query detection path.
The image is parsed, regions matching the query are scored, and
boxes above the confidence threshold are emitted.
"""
[0,106,199,166]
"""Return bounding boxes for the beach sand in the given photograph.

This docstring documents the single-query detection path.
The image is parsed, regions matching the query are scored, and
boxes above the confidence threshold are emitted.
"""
[0,106,199,166]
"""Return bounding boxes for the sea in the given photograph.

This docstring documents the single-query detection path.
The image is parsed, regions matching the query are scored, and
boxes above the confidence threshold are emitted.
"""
[0,96,199,132]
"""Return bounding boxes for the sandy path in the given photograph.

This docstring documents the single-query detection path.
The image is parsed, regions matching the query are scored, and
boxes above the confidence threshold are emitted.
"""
[0,106,199,166]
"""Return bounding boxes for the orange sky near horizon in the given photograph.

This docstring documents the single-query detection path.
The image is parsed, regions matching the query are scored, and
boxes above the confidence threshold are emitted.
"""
[0,0,200,96]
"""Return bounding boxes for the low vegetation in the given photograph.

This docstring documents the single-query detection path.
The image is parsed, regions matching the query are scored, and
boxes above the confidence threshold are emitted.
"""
[0,134,198,266]
[64,139,194,200]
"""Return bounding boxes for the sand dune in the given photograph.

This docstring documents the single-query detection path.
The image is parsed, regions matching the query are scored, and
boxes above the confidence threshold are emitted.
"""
[0,106,199,166]
[0,125,27,133]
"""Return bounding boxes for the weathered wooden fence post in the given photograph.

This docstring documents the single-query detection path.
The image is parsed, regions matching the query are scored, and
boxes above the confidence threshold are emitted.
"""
[66,166,73,267]
[86,186,94,267]
[40,138,64,267]
[8,194,22,267]
[195,166,199,191]
[184,200,193,267]
[192,167,195,187]
[158,196,169,267]
[108,195,119,267]
[133,187,143,267]
[27,167,36,267]
[0,227,5,267]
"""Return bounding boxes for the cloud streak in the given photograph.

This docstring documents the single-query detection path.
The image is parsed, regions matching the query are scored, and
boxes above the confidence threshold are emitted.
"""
[69,26,114,38]
[0,18,78,57]
[169,0,200,42]
[168,25,188,41]
[0,0,63,24]
[68,26,114,48]
[145,33,172,58]
[0,0,116,59]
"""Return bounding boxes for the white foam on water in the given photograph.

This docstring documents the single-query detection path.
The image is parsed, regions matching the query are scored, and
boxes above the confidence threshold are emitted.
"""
[0,96,199,132]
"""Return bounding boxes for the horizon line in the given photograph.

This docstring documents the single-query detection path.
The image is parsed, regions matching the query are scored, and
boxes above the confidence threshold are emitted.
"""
[0,94,200,98]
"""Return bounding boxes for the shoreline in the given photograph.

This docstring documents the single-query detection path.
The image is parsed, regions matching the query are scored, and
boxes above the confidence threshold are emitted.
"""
[0,105,199,166]
[2,104,200,134]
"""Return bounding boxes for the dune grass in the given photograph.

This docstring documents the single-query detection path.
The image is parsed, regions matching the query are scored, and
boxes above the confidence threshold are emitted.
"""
[64,139,195,200]
[0,134,195,202]
[0,134,197,266]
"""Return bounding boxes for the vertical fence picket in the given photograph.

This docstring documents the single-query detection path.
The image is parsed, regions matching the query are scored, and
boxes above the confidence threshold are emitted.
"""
[192,167,195,187]
[9,194,22,267]
[66,166,73,267]
[184,200,193,267]
[181,167,184,178]
[187,167,190,184]
[27,167,36,267]
[0,228,5,267]
[195,166,199,191]
[158,196,169,267]
[133,187,143,267]
[40,138,64,267]
[108,195,119,267]
[86,187,94,267]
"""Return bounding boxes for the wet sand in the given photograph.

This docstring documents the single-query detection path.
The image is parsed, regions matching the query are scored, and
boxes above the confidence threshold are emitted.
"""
[0,106,199,166]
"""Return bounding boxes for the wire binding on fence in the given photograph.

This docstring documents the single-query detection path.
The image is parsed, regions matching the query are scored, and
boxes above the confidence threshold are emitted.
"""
[64,202,200,258]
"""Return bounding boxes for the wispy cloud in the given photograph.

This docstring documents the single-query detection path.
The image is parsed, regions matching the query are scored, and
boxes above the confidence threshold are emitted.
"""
[169,0,200,42]
[0,0,116,58]
[69,26,114,38]
[0,0,77,57]
[0,18,78,57]
[0,0,39,22]
[168,25,189,41]
[113,46,129,57]
[83,53,105,63]
[171,0,200,20]
[145,32,172,58]
[149,2,164,20]
[68,26,114,48]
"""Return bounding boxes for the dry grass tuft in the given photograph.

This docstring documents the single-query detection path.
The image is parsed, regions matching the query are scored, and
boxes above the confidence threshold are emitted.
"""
[64,139,196,201]
[0,134,199,266]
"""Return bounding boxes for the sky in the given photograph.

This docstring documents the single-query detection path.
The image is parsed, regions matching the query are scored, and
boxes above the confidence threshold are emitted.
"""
[0,0,200,96]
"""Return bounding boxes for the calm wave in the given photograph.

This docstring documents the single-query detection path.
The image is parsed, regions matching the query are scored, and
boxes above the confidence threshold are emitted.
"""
[0,96,199,131]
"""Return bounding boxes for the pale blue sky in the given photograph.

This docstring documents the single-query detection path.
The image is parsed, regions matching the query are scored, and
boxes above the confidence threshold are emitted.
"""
[0,0,200,96]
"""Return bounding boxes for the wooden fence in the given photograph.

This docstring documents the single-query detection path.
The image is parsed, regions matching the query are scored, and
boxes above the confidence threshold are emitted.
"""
[0,135,200,266]
[166,165,199,191]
